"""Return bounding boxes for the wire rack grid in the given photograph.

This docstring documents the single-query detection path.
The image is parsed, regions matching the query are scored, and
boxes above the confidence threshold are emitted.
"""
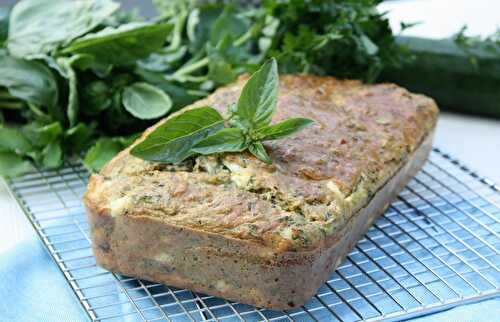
[4,148,500,322]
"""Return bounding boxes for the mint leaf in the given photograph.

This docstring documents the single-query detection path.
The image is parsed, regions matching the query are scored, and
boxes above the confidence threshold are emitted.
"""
[131,107,224,163]
[8,0,119,58]
[122,82,172,120]
[0,152,34,177]
[255,118,314,141]
[248,142,271,164]
[192,128,247,155]
[236,58,278,129]
[62,22,172,64]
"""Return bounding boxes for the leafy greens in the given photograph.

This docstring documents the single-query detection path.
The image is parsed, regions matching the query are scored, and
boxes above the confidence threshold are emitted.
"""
[8,0,120,58]
[0,0,409,177]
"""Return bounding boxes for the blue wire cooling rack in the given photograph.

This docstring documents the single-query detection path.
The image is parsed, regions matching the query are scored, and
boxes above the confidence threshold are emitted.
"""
[4,148,500,321]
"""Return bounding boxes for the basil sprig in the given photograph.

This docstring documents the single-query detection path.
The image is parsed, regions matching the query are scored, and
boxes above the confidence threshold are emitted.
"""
[131,58,314,164]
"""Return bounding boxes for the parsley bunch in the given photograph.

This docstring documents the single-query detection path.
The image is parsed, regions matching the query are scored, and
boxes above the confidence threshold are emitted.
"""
[131,58,313,164]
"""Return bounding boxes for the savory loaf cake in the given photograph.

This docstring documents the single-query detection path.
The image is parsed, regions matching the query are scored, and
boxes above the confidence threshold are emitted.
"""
[83,75,438,310]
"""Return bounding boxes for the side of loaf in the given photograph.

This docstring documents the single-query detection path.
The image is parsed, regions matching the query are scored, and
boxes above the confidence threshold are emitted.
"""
[84,75,438,309]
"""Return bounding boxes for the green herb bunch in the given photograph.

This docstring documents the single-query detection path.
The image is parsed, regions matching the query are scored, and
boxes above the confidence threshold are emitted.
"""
[0,0,408,177]
[132,58,313,164]
[0,0,176,175]
[259,0,409,82]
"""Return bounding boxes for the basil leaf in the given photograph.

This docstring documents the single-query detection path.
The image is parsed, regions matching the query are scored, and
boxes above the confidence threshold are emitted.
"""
[0,52,58,108]
[134,68,207,111]
[122,82,172,120]
[103,7,144,27]
[41,140,62,169]
[236,58,278,129]
[248,142,271,164]
[255,118,314,141]
[0,127,32,153]
[0,151,34,177]
[187,5,223,54]
[117,133,141,147]
[23,121,63,147]
[65,122,95,154]
[154,81,200,112]
[209,5,247,46]
[131,107,224,163]
[192,128,247,155]
[137,45,187,72]
[81,80,112,115]
[359,34,378,56]
[208,57,237,86]
[8,0,119,58]
[83,136,128,173]
[62,22,172,65]
[57,55,87,127]
[103,91,138,133]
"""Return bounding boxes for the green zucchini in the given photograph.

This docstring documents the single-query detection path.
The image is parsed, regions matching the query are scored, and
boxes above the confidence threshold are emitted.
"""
[381,36,500,118]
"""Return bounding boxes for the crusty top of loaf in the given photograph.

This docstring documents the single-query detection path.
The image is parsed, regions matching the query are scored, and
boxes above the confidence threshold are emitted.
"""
[84,75,438,252]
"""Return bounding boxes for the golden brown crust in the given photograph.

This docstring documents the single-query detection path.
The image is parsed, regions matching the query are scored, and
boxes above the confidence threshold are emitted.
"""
[85,130,434,310]
[84,75,439,252]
